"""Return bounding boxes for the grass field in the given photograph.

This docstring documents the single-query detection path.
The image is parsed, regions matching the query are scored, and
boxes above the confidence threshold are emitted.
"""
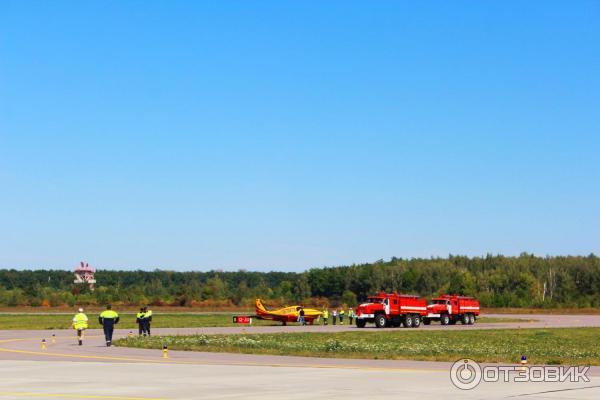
[0,313,276,330]
[0,314,530,330]
[116,327,600,365]
[483,308,600,315]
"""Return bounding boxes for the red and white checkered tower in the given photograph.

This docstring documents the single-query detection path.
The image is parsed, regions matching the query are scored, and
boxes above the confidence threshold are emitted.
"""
[74,261,96,291]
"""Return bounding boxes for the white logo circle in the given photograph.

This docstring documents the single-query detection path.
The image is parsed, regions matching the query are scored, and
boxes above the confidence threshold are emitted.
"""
[450,358,482,390]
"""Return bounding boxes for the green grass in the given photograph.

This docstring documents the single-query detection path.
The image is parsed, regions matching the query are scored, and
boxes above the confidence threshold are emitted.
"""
[0,314,529,330]
[115,328,600,365]
[0,313,276,330]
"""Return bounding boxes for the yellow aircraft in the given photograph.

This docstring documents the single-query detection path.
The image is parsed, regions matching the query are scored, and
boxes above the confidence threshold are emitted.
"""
[255,299,322,325]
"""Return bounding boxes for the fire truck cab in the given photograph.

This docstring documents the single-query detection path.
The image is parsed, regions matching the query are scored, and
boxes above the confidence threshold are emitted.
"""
[423,295,480,325]
[355,292,428,328]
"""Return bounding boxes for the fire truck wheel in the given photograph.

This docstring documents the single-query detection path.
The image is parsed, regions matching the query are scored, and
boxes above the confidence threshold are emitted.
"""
[404,314,414,328]
[462,314,470,324]
[375,314,387,328]
[356,319,366,328]
[423,318,431,325]
[469,314,475,324]
[412,315,421,328]
[440,314,450,325]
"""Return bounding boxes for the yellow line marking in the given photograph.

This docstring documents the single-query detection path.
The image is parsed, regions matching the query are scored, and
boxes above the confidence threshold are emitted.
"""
[0,339,25,344]
[0,347,168,363]
[0,334,444,373]
[0,392,166,400]
[0,345,441,373]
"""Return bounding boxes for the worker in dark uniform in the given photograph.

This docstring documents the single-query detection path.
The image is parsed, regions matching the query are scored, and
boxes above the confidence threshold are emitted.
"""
[142,306,153,336]
[298,307,306,326]
[99,304,120,346]
[136,307,145,336]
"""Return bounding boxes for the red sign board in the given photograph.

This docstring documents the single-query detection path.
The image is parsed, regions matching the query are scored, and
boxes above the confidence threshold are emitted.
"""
[233,316,252,324]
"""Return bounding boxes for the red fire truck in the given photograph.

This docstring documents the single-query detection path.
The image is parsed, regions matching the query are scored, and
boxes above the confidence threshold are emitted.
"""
[422,294,480,325]
[355,292,428,328]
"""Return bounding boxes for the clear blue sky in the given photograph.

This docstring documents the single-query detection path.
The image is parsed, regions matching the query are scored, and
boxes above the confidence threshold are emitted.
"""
[1,1,598,271]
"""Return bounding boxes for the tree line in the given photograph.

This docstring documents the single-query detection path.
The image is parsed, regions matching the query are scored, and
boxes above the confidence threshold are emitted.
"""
[0,253,599,308]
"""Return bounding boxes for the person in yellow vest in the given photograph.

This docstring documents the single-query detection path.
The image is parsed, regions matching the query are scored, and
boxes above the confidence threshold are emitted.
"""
[322,308,329,325]
[136,307,145,336]
[348,307,355,325]
[72,307,88,346]
[142,306,153,336]
[99,304,120,347]
[339,309,345,325]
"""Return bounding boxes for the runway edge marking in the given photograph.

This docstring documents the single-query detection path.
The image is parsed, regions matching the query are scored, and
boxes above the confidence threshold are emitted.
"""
[0,344,443,373]
[0,392,167,400]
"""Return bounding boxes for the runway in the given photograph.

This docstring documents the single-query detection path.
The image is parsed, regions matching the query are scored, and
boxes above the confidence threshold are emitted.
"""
[1,314,599,399]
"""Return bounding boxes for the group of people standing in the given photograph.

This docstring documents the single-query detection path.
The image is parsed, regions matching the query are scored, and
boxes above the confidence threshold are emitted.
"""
[136,306,153,337]
[71,305,153,347]
[321,307,355,325]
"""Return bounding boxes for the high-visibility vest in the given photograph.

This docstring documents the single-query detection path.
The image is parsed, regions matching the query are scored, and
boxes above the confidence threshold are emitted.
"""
[145,310,153,319]
[100,310,118,318]
[323,310,329,319]
[136,312,145,322]
[72,313,88,330]
[100,310,119,325]
[340,310,345,315]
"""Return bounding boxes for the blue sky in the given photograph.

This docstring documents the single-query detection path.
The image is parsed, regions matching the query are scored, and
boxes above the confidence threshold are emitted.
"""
[1,1,599,271]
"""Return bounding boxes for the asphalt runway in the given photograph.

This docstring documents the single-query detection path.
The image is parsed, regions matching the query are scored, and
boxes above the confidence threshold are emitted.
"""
[1,313,600,399]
